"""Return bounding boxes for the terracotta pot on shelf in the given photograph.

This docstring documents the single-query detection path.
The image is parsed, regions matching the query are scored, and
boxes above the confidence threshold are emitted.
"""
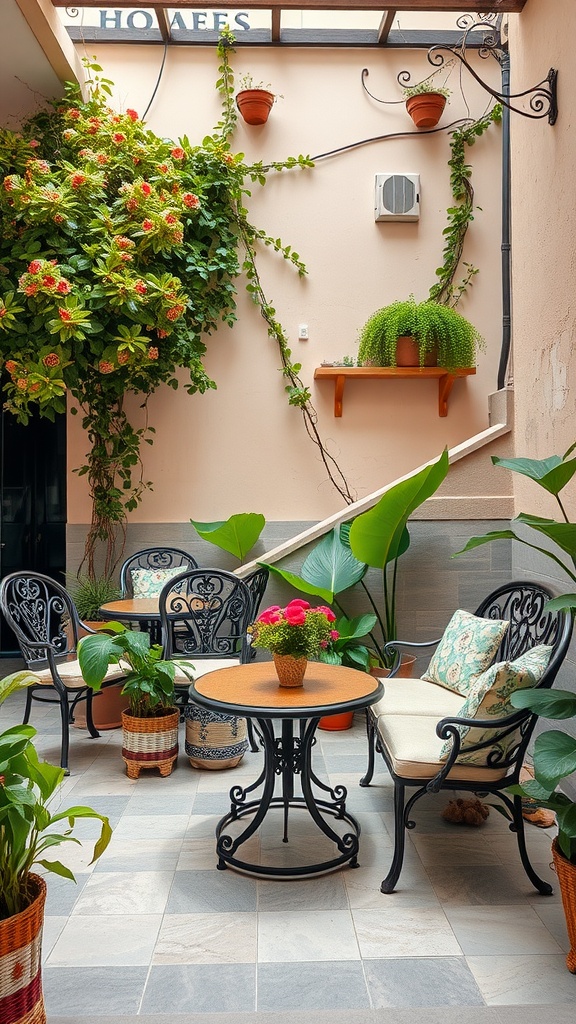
[0,873,47,1024]
[406,92,447,128]
[551,838,576,973]
[236,89,274,125]
[395,336,438,368]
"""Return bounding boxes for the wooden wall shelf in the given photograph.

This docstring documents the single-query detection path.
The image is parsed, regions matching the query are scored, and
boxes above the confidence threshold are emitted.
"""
[314,366,476,418]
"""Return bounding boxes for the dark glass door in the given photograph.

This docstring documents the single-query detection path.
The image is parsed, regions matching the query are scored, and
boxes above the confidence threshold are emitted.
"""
[0,408,66,654]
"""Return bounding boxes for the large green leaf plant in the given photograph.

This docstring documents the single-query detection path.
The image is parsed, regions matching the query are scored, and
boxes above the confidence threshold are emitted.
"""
[0,671,112,919]
[455,445,576,863]
[261,449,450,666]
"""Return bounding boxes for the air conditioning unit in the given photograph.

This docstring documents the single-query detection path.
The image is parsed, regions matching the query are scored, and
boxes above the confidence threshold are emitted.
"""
[374,173,420,222]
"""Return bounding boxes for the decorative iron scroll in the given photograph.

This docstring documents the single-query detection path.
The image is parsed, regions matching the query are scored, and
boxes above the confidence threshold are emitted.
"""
[363,17,558,127]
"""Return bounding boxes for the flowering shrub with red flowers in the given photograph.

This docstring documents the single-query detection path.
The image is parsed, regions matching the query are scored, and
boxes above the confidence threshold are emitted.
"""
[0,34,314,574]
[248,600,339,658]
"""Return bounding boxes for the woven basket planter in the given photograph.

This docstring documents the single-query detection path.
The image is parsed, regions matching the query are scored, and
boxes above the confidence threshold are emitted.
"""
[552,838,576,973]
[121,708,179,778]
[0,874,47,1024]
[184,705,248,770]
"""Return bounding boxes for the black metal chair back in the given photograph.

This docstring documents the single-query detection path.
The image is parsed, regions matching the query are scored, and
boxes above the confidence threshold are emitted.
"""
[475,581,572,687]
[119,547,198,598]
[0,571,79,666]
[0,571,114,771]
[159,569,253,663]
[243,566,270,619]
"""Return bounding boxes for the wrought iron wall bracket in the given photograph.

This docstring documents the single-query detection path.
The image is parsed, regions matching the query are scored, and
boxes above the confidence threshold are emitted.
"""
[426,46,558,125]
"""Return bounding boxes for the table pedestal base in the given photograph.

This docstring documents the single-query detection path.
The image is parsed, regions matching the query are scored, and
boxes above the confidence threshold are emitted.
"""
[215,717,361,878]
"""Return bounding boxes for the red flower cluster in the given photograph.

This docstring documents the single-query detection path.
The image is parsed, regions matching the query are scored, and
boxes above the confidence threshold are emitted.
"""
[250,600,338,657]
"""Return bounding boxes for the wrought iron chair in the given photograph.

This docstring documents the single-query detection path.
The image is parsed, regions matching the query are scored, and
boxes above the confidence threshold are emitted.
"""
[159,568,257,763]
[240,566,269,658]
[360,581,573,896]
[119,546,198,597]
[0,572,126,772]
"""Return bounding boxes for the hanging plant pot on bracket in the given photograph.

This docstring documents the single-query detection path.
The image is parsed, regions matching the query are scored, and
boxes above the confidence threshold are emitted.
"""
[405,92,447,129]
[236,89,275,125]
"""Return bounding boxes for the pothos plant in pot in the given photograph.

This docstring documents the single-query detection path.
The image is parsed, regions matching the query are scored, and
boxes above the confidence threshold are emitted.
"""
[455,445,576,972]
[0,670,112,1024]
[78,624,193,778]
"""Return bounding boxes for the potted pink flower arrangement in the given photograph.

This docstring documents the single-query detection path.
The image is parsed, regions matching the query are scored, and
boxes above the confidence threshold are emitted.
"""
[249,599,338,687]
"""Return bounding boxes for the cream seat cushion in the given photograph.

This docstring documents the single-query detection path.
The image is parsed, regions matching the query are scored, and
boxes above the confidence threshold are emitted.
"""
[370,677,464,719]
[173,658,241,683]
[376,714,510,783]
[33,660,125,690]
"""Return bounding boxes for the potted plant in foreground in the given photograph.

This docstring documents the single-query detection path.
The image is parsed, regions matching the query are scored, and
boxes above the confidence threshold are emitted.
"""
[236,75,277,124]
[0,671,112,1024]
[358,296,482,369]
[78,625,189,778]
[403,81,451,128]
[455,445,576,972]
[248,600,338,687]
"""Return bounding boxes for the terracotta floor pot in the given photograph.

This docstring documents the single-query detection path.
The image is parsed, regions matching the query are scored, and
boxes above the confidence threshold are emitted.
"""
[0,873,46,1024]
[370,653,417,679]
[552,838,576,972]
[73,681,128,730]
[121,707,179,778]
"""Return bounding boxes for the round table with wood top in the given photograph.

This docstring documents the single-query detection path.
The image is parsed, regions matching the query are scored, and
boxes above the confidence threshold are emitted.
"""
[99,598,161,643]
[189,661,383,878]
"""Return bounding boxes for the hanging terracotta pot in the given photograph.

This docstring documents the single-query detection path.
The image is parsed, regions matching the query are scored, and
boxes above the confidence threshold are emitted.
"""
[236,89,274,125]
[273,653,307,687]
[395,336,438,368]
[406,93,447,129]
[551,838,576,973]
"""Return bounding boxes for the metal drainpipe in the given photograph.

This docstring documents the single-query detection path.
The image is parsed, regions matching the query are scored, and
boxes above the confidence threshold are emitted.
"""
[497,51,512,390]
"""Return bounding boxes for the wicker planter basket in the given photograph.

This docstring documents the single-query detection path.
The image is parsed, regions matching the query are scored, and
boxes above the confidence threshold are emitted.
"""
[0,874,47,1024]
[121,708,179,778]
[552,838,576,973]
[184,705,248,770]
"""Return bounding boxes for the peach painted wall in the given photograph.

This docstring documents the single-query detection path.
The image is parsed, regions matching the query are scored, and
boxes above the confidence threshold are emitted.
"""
[66,41,504,526]
[508,0,576,517]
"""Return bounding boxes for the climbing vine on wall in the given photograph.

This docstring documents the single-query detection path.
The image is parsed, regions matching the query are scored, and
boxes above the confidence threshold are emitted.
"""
[0,30,353,577]
[429,104,502,306]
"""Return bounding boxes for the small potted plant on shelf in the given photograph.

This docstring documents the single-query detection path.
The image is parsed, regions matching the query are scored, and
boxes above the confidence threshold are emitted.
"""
[249,600,338,688]
[0,670,112,1024]
[357,296,482,369]
[78,624,191,778]
[455,445,576,973]
[236,74,278,124]
[402,81,451,128]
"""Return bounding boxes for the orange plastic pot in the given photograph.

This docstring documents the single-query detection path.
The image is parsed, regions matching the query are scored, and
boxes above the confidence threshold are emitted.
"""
[318,710,355,731]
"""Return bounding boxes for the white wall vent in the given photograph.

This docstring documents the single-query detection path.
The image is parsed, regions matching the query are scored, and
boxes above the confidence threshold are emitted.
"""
[374,173,420,222]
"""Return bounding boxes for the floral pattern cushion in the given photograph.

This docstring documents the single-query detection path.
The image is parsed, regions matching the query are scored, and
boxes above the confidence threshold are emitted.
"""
[131,565,186,598]
[439,643,553,765]
[422,609,509,696]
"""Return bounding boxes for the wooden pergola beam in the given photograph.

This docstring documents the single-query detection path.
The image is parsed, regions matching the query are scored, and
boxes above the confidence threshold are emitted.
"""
[50,2,527,13]
[153,6,171,43]
[378,10,397,43]
[271,6,281,41]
